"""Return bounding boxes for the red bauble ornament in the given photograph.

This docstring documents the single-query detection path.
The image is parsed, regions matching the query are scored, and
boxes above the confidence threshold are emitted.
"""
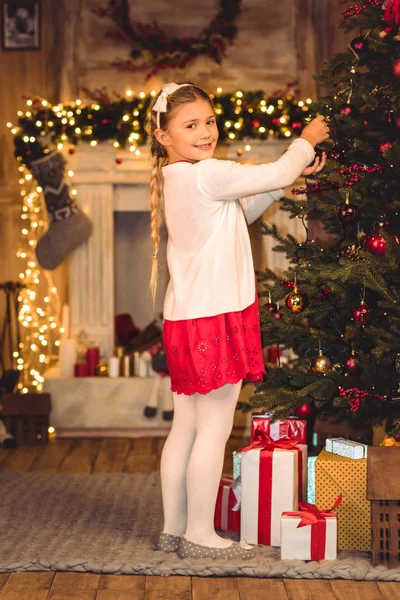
[101,119,109,125]
[393,58,400,79]
[364,230,387,256]
[345,351,362,376]
[394,431,400,442]
[252,120,260,128]
[295,402,316,417]
[338,202,360,224]
[115,156,123,164]
[68,147,75,155]
[337,104,357,117]
[264,301,278,313]
[350,35,368,53]
[380,141,393,154]
[352,301,371,325]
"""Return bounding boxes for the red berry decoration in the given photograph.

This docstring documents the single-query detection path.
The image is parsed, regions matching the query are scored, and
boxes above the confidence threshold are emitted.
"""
[338,202,360,224]
[252,120,260,128]
[68,147,75,155]
[352,300,371,325]
[115,156,123,164]
[364,230,387,256]
[393,58,400,80]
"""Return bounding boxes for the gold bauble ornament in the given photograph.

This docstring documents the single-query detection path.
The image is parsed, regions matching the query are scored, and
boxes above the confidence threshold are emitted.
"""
[285,286,305,314]
[311,349,332,375]
[96,361,108,377]
[380,434,400,447]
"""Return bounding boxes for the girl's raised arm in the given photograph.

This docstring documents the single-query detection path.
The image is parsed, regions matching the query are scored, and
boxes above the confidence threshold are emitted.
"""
[197,138,315,201]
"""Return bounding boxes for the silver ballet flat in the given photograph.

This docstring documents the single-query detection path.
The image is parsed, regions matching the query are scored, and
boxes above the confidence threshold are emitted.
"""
[178,536,256,560]
[155,531,182,552]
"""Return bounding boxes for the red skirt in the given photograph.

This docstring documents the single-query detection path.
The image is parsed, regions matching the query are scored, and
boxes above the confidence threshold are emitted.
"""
[163,292,266,396]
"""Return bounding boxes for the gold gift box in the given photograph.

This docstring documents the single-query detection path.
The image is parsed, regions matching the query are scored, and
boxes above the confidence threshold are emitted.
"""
[315,448,371,551]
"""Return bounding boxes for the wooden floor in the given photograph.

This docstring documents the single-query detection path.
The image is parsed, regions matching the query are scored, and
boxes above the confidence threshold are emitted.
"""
[0,434,398,600]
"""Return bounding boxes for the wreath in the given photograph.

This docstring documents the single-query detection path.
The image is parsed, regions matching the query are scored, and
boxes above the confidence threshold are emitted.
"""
[92,0,242,80]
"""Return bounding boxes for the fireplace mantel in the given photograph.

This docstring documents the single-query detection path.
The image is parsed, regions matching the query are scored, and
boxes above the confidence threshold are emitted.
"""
[65,138,295,357]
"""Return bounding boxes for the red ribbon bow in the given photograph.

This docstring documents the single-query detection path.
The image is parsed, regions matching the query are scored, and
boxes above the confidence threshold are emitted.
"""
[285,494,343,528]
[241,435,299,453]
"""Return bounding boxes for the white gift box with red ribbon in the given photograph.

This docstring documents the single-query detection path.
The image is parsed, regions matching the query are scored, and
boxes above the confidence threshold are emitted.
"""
[281,495,342,560]
[240,438,308,547]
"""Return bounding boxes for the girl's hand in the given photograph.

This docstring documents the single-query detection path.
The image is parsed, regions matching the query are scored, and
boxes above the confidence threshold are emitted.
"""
[302,152,327,177]
[300,115,330,147]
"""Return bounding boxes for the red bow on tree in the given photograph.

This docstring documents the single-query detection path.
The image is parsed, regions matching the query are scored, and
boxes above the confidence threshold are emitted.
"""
[384,0,400,26]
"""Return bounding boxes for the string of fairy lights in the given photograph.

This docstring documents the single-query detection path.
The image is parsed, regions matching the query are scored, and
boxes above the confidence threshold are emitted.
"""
[13,165,63,393]
[7,87,314,393]
[9,88,315,164]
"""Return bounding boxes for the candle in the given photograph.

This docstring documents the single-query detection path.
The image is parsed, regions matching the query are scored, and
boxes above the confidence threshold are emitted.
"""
[61,304,70,339]
[108,356,120,378]
[74,362,88,377]
[123,355,131,377]
[86,345,100,376]
[59,338,76,377]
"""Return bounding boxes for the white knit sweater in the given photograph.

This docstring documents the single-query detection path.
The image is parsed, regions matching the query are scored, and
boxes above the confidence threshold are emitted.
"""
[162,137,315,321]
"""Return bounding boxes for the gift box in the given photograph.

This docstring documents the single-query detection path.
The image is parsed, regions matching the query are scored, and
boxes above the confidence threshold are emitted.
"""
[316,449,370,551]
[241,438,308,546]
[307,456,317,504]
[214,477,240,533]
[281,496,341,561]
[325,437,368,459]
[252,415,307,445]
[233,450,241,480]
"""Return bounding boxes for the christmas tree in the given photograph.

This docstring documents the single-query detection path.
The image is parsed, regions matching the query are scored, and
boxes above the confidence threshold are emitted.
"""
[250,0,400,438]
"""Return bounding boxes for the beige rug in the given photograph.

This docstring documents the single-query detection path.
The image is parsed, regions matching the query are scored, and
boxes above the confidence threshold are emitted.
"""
[0,471,399,580]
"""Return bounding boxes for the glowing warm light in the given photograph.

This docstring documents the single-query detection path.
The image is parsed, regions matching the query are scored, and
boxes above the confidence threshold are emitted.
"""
[15,165,61,391]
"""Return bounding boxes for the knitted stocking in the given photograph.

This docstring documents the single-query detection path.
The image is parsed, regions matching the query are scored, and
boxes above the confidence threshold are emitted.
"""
[31,152,93,270]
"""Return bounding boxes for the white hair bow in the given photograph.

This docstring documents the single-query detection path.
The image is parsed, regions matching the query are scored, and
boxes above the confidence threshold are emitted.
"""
[152,82,193,128]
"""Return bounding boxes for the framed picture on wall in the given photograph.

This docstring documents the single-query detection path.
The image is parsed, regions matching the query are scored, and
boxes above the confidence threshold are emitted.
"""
[2,0,41,50]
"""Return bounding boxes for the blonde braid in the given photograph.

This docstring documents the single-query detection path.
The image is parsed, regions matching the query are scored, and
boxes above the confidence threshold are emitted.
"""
[149,152,168,305]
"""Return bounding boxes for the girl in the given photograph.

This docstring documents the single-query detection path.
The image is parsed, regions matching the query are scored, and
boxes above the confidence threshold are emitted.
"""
[146,82,329,560]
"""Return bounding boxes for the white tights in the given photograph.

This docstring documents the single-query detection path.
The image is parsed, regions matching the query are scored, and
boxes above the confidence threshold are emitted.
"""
[160,380,242,548]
